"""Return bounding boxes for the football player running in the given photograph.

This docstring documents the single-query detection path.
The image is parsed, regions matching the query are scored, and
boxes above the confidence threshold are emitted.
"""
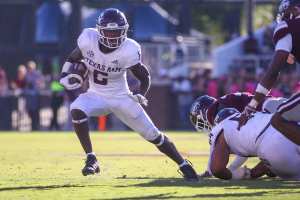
[189,92,285,177]
[209,108,300,180]
[238,0,300,145]
[59,8,199,181]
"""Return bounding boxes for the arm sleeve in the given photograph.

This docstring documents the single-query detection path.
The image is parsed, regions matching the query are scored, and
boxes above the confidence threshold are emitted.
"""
[77,29,90,54]
[273,20,291,51]
[125,44,142,68]
[275,34,292,52]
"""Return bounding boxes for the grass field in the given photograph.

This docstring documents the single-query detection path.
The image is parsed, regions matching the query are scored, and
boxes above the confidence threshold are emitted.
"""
[0,132,299,200]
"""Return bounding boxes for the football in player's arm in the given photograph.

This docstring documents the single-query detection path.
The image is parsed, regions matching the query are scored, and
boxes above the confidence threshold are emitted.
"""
[238,0,300,145]
[60,46,150,104]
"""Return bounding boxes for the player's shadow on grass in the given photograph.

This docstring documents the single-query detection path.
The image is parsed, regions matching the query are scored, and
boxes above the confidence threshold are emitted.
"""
[92,191,268,200]
[0,184,85,192]
[104,178,300,200]
[115,176,300,190]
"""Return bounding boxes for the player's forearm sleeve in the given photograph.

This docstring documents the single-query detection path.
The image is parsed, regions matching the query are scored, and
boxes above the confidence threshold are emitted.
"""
[61,62,73,74]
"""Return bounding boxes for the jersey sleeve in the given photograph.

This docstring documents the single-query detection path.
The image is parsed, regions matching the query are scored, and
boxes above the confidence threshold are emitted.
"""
[218,92,252,112]
[275,34,292,52]
[124,42,142,68]
[273,20,291,49]
[77,29,92,55]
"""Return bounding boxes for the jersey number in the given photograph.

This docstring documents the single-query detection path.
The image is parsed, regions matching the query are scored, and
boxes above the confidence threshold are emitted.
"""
[93,70,108,85]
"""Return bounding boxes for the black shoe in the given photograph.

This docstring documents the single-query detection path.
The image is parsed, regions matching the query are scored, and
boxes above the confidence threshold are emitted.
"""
[82,154,100,176]
[178,160,199,182]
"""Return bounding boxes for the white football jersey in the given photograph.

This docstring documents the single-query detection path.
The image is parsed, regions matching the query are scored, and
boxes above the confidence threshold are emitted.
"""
[209,112,273,157]
[77,28,141,97]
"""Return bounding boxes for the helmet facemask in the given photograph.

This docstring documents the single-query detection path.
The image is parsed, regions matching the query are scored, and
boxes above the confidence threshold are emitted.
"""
[190,106,212,132]
[97,23,128,49]
[190,95,216,132]
[195,112,212,132]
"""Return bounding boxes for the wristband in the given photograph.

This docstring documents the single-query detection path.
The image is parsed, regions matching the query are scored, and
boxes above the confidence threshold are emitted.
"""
[256,84,270,95]
[248,99,258,108]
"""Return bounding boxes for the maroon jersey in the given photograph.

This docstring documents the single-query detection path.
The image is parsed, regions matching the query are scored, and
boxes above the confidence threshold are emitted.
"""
[206,92,265,126]
[273,17,300,63]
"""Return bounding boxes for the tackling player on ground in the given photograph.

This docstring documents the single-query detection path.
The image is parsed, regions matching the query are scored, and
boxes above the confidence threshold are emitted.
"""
[209,108,300,180]
[238,0,300,145]
[59,8,199,181]
[190,92,284,177]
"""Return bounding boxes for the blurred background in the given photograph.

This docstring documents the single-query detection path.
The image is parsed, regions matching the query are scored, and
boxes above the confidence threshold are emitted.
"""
[0,0,299,132]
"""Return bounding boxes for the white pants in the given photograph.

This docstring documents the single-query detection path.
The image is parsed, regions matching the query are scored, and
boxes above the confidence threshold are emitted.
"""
[262,97,287,113]
[277,92,300,122]
[70,91,161,141]
[257,126,300,180]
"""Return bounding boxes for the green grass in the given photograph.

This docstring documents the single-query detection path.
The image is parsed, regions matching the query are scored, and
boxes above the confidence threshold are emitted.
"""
[0,132,299,200]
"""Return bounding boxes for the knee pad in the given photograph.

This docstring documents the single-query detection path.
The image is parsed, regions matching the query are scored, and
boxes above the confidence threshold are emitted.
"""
[71,109,88,124]
[149,133,168,146]
[141,126,162,142]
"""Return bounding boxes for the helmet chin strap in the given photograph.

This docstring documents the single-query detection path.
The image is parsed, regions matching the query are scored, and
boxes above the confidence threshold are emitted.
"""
[98,41,118,54]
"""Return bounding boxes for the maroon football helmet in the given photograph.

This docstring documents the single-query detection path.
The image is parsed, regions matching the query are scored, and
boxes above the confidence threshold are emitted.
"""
[190,95,216,132]
[96,8,129,49]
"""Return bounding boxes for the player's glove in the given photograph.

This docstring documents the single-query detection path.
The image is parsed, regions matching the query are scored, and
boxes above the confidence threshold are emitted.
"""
[129,93,148,106]
[230,166,251,180]
[237,104,256,130]
[59,73,83,90]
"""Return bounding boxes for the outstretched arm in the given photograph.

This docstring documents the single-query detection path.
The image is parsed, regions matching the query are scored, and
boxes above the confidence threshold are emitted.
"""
[238,50,290,129]
[251,50,289,107]
[250,22,292,107]
[210,132,251,180]
[128,63,150,96]
[238,26,292,129]
[210,132,232,180]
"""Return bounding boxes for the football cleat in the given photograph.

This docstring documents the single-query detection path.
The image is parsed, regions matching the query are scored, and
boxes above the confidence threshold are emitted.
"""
[82,154,100,176]
[178,160,200,182]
